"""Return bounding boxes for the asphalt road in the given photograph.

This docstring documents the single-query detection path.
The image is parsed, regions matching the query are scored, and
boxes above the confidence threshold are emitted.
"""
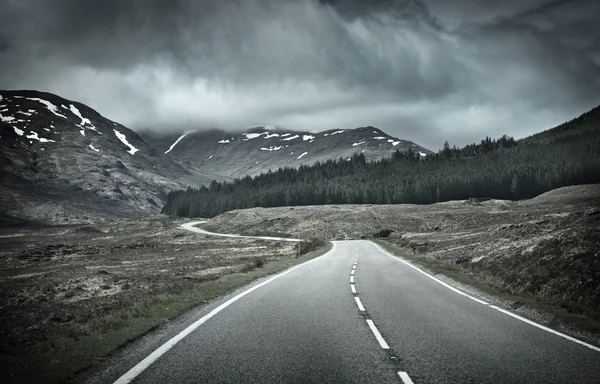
[98,233,600,383]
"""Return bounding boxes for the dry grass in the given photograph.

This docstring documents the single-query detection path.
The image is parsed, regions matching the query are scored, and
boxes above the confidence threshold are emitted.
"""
[0,218,331,384]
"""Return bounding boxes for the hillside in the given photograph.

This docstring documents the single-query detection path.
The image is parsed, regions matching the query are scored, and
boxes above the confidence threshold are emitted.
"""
[0,90,218,224]
[140,126,432,178]
[163,104,600,218]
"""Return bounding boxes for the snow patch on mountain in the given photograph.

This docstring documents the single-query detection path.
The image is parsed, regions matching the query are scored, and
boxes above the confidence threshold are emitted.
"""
[352,141,366,146]
[28,98,67,119]
[297,151,308,159]
[330,130,345,136]
[69,104,97,131]
[282,135,300,141]
[388,139,401,146]
[13,127,24,136]
[89,143,100,152]
[373,136,386,140]
[26,131,55,143]
[165,133,189,154]
[303,135,315,141]
[0,113,15,122]
[244,132,269,140]
[260,146,283,151]
[114,129,139,155]
[218,139,230,144]
[419,151,427,157]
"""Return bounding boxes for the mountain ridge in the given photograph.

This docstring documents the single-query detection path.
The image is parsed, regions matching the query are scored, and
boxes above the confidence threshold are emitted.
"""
[140,125,433,178]
[0,90,217,224]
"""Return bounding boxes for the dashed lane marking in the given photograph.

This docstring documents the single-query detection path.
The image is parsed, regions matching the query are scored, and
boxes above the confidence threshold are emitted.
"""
[398,371,414,384]
[366,319,389,349]
[355,297,366,311]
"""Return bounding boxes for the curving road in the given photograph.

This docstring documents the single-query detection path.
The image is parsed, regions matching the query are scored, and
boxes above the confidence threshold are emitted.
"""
[95,223,600,384]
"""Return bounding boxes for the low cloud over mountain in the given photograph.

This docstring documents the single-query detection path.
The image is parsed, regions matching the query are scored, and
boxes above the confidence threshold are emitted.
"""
[1,0,599,150]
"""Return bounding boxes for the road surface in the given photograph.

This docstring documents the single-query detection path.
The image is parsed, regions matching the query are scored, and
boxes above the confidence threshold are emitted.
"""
[92,224,600,383]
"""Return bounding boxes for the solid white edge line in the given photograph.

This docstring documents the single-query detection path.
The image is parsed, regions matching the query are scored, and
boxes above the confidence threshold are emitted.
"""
[398,371,414,384]
[366,319,389,349]
[350,275,354,283]
[351,284,357,294]
[113,242,338,384]
[489,305,600,352]
[355,297,365,311]
[371,242,488,305]
[371,241,600,353]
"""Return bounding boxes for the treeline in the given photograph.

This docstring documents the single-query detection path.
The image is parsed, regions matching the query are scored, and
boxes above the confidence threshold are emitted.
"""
[162,131,600,218]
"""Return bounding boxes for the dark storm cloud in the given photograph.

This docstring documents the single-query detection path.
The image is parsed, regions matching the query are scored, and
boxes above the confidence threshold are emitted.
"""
[0,0,598,150]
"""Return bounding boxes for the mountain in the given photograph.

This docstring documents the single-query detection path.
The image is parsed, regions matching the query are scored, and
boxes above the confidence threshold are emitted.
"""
[140,126,432,178]
[0,90,219,224]
[162,104,600,218]
[522,105,600,144]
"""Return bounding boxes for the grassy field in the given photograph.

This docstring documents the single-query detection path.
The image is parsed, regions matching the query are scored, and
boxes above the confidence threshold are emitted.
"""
[0,219,331,384]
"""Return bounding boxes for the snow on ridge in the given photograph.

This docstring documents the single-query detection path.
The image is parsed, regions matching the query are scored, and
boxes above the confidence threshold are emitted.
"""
[114,129,139,155]
[27,98,67,119]
[297,151,308,159]
[89,143,100,152]
[303,135,315,141]
[330,130,345,136]
[69,104,97,131]
[218,139,230,144]
[282,134,300,141]
[260,146,283,151]
[0,113,15,122]
[13,127,24,136]
[280,133,291,137]
[264,133,280,139]
[373,136,386,140]
[165,133,189,154]
[244,132,269,140]
[352,141,366,146]
[26,131,55,143]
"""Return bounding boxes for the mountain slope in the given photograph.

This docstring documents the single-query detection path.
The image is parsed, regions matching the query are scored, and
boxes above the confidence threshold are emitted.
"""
[0,90,217,224]
[522,105,600,144]
[140,126,432,178]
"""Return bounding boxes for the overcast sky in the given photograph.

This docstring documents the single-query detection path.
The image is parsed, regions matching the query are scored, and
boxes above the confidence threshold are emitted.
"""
[1,0,599,150]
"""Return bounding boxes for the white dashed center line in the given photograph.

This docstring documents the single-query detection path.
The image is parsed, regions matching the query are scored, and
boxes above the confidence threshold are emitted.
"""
[398,371,415,384]
[354,297,365,311]
[366,319,390,349]
[352,247,415,384]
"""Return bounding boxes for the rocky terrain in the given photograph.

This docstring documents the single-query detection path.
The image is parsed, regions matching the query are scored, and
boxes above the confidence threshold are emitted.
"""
[0,90,220,225]
[203,184,600,332]
[140,125,432,178]
[0,217,315,383]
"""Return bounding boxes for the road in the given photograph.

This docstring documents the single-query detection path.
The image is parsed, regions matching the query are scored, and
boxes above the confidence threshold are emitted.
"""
[97,224,600,384]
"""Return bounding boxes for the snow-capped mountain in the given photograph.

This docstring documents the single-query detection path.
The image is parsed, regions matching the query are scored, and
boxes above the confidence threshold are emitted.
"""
[141,126,432,178]
[0,90,218,224]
